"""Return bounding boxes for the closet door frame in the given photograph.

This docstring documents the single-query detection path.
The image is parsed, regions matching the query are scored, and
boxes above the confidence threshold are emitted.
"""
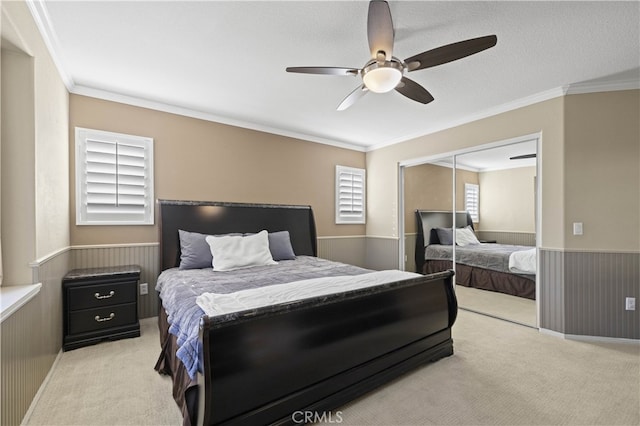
[398,132,542,327]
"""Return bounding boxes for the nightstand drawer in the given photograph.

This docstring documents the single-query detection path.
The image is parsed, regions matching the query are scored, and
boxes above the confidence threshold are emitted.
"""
[68,280,137,311]
[63,265,141,351]
[68,303,138,335]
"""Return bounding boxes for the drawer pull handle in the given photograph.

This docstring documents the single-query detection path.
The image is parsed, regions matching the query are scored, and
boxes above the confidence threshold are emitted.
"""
[94,313,115,322]
[94,291,115,300]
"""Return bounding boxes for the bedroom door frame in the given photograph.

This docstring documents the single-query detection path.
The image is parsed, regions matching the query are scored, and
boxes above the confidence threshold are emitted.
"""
[398,132,542,328]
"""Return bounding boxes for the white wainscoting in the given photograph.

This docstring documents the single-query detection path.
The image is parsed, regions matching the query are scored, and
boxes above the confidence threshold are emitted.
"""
[475,231,536,246]
[70,244,160,319]
[317,236,367,268]
[1,249,69,426]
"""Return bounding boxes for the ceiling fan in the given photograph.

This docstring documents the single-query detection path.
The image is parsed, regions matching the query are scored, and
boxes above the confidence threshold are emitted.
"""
[510,154,537,160]
[286,0,497,111]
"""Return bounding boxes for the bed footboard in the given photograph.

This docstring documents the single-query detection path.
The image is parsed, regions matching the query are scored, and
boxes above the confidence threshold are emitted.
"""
[196,270,456,425]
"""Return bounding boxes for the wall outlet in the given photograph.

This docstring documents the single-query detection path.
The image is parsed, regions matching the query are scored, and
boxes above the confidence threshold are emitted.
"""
[625,297,635,311]
[139,283,148,295]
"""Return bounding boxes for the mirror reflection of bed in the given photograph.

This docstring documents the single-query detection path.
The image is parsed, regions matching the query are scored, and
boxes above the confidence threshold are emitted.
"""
[403,140,538,327]
[415,210,536,327]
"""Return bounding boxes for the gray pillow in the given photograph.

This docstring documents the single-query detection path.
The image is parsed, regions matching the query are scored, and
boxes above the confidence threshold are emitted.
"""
[435,227,454,245]
[179,229,296,269]
[268,231,296,260]
[178,230,212,269]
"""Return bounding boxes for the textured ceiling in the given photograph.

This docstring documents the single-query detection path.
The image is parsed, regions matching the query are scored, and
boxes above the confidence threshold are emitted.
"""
[36,1,639,152]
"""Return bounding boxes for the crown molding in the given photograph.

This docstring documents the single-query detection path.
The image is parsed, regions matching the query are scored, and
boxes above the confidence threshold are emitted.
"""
[565,78,640,95]
[366,86,566,152]
[25,0,637,154]
[377,79,638,153]
[26,0,365,153]
[71,85,366,152]
[25,0,74,90]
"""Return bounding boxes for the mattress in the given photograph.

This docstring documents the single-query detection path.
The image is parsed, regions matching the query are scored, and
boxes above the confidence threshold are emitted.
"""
[425,243,536,278]
[155,256,373,379]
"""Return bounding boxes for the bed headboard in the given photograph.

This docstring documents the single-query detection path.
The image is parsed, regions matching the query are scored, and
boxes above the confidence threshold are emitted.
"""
[414,210,473,273]
[158,200,318,271]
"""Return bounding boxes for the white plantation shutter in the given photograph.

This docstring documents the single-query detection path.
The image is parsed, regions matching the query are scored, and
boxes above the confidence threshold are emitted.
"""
[76,128,154,225]
[465,183,479,222]
[336,166,365,224]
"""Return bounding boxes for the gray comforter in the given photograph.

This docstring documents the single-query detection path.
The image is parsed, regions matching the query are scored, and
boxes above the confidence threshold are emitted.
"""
[156,256,371,379]
[425,243,533,275]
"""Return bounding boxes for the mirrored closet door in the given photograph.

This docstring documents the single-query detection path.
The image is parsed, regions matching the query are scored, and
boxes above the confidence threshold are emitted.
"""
[452,141,537,327]
[403,139,538,327]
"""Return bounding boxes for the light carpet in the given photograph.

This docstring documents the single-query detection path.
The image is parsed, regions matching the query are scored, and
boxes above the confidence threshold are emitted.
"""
[24,312,639,426]
[24,318,182,425]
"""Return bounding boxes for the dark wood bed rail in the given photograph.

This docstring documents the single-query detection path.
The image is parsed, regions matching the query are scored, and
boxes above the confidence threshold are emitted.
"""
[156,200,458,426]
[197,270,457,425]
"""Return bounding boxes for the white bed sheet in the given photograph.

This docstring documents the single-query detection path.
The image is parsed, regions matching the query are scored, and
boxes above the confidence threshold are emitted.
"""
[196,270,420,317]
[509,248,537,274]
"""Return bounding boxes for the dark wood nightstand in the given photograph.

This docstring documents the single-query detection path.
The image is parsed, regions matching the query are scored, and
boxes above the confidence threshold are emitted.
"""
[63,265,141,351]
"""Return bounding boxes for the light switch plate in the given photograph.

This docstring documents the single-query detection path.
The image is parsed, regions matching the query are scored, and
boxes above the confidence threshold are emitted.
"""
[573,222,583,235]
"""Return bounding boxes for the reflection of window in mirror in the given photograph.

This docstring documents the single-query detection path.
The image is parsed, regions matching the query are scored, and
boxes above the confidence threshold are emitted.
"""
[464,183,479,222]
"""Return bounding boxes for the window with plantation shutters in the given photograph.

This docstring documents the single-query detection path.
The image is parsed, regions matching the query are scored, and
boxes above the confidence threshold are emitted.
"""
[464,183,479,223]
[335,166,365,224]
[76,128,154,225]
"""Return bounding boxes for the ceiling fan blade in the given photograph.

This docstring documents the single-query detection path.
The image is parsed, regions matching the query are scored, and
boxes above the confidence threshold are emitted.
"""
[368,0,394,60]
[395,77,434,104]
[405,35,497,72]
[510,154,537,160]
[285,67,359,76]
[337,85,369,111]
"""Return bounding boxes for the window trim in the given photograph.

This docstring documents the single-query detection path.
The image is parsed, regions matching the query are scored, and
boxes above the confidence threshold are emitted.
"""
[335,165,366,224]
[75,127,154,226]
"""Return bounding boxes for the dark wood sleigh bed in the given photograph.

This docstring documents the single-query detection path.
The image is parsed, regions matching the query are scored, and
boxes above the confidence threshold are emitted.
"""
[415,210,536,300]
[155,200,458,425]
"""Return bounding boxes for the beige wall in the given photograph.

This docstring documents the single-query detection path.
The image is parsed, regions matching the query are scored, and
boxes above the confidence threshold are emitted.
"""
[34,54,70,257]
[478,166,536,233]
[368,90,639,254]
[403,163,478,234]
[367,97,565,249]
[1,3,70,423]
[1,0,69,284]
[69,95,366,245]
[1,48,35,284]
[564,90,639,251]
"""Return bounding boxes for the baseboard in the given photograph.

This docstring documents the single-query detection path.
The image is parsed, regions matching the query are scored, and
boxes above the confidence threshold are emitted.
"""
[20,349,63,425]
[539,328,640,345]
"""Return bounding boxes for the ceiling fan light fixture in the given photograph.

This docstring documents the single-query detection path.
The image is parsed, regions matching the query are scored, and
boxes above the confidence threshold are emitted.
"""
[362,60,404,93]
[285,1,497,110]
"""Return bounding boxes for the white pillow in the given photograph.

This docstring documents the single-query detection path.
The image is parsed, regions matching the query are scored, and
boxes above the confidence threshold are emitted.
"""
[205,230,277,271]
[455,226,480,247]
